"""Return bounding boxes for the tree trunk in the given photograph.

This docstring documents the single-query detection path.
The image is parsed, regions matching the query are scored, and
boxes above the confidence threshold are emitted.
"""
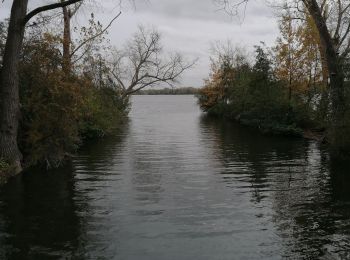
[0,0,28,172]
[318,42,329,87]
[62,5,72,73]
[288,70,292,102]
[303,0,345,130]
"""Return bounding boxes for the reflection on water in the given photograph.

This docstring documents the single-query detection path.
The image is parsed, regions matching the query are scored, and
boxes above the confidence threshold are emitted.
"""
[0,95,350,259]
[201,116,350,259]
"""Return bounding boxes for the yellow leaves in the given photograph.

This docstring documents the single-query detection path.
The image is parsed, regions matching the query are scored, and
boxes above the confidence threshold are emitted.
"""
[274,9,324,97]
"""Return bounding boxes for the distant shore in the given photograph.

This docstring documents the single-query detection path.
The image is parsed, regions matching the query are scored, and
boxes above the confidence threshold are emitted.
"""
[134,87,199,95]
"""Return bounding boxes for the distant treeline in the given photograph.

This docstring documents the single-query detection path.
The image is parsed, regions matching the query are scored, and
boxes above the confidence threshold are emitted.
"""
[135,87,199,95]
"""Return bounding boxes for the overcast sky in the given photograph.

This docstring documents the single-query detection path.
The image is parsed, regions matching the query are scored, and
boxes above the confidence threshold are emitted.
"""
[0,0,279,87]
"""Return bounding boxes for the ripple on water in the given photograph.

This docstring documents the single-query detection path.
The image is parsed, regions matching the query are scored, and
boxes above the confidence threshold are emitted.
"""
[0,96,350,260]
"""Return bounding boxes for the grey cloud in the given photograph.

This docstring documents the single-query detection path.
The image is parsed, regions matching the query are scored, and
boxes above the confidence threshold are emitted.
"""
[132,0,273,23]
[0,0,279,87]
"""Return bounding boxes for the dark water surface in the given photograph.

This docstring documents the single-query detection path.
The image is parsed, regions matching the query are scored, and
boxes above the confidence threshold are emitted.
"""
[1,95,350,259]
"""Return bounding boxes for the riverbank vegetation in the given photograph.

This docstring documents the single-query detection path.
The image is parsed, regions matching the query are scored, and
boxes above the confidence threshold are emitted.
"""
[2,0,350,181]
[0,1,191,181]
[0,20,129,169]
[198,2,350,156]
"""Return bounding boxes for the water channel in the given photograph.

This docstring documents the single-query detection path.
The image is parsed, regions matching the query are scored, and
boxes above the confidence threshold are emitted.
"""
[1,95,350,259]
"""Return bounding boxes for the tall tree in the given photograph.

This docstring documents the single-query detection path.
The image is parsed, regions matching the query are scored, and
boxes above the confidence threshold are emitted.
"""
[274,6,323,102]
[301,0,348,131]
[0,0,83,173]
[274,8,301,101]
[60,1,120,74]
[61,1,82,73]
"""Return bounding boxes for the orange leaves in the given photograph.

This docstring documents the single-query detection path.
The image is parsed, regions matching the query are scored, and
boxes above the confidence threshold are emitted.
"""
[198,68,231,111]
[274,9,324,98]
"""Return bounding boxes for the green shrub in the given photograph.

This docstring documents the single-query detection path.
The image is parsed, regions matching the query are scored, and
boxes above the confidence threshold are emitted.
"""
[198,44,314,137]
[79,87,130,139]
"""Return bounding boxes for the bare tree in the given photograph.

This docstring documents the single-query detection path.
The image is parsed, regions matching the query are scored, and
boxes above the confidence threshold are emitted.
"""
[110,26,196,98]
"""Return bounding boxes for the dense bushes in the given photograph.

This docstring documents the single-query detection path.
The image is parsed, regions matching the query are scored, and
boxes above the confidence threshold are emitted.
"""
[79,87,129,140]
[198,45,318,137]
[16,33,128,167]
[198,41,350,156]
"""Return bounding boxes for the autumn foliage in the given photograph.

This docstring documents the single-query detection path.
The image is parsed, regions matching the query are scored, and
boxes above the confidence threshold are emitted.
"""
[15,32,128,167]
[198,42,317,136]
[197,2,350,139]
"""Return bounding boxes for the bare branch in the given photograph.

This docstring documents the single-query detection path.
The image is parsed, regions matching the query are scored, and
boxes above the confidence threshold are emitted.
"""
[24,0,83,25]
[110,26,196,97]
[71,11,121,58]
[69,1,83,17]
